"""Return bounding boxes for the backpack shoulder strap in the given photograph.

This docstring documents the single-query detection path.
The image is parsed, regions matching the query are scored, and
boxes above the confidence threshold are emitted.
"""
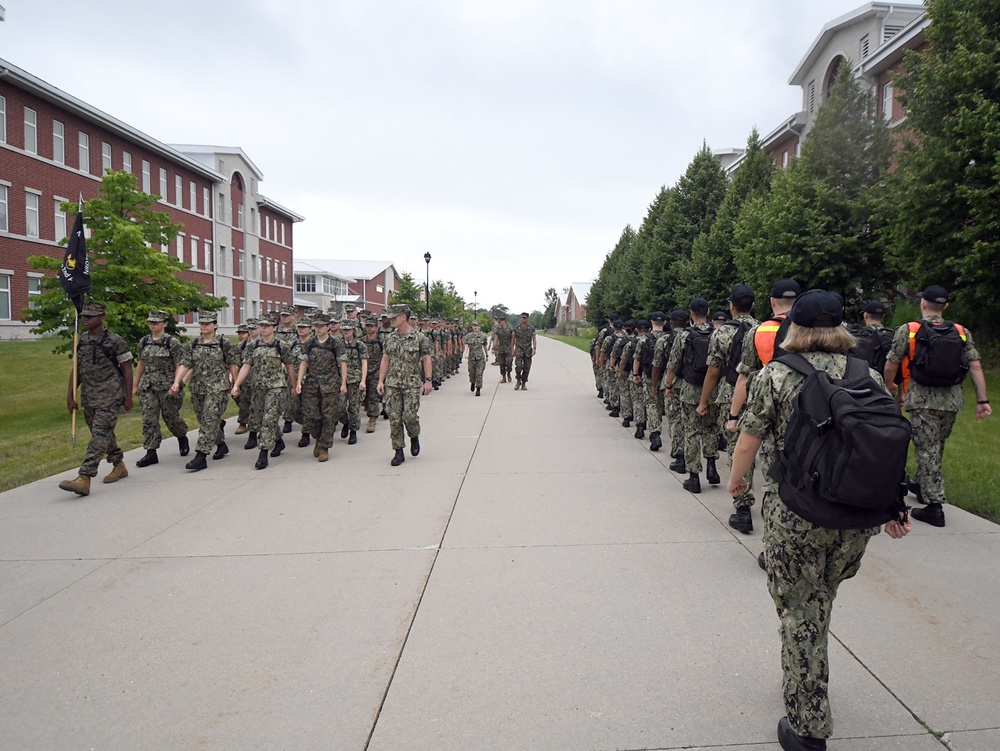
[844,355,871,381]
[773,352,814,377]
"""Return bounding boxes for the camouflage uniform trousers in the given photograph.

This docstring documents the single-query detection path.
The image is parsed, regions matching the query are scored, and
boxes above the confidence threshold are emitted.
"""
[80,405,124,477]
[681,400,719,474]
[468,357,486,389]
[617,373,632,419]
[496,351,513,379]
[283,375,302,425]
[724,426,756,509]
[191,390,228,455]
[364,375,382,418]
[433,353,444,383]
[593,362,602,392]
[605,368,619,408]
[664,393,683,457]
[341,383,363,431]
[909,408,958,505]
[301,384,341,449]
[630,376,646,426]
[257,385,289,452]
[237,382,255,427]
[639,376,661,432]
[385,385,421,451]
[139,389,188,450]
[515,353,533,383]
[763,493,877,740]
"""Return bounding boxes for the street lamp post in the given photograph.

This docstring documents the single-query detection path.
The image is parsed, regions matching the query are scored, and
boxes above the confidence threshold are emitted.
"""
[473,291,477,323]
[423,252,431,316]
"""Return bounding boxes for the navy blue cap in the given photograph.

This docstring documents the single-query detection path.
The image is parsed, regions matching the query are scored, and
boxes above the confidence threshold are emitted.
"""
[789,289,843,328]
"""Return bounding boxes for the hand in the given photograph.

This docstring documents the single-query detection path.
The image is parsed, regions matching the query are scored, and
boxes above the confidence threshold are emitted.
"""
[422,381,433,396]
[727,476,749,497]
[231,385,240,398]
[168,383,180,396]
[695,403,707,417]
[294,383,302,396]
[132,384,140,396]
[666,387,675,398]
[359,381,366,392]
[67,396,77,414]
[726,418,739,433]
[123,396,133,412]
[976,403,992,420]
[341,383,348,396]
[884,517,913,539]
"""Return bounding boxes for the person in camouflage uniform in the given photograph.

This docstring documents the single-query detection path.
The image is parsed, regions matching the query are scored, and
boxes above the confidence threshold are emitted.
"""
[170,311,239,471]
[133,309,189,468]
[652,310,689,455]
[492,317,513,383]
[632,314,664,442]
[884,286,991,527]
[339,320,369,444]
[291,316,316,447]
[464,320,489,396]
[430,319,444,389]
[613,320,635,426]
[728,289,912,749]
[363,319,385,432]
[377,304,433,466]
[275,304,299,434]
[239,319,262,448]
[511,313,537,390]
[666,298,719,494]
[601,319,623,412]
[626,320,650,437]
[296,312,347,462]
[697,285,759,532]
[59,302,134,496]
[234,322,251,434]
[232,312,298,470]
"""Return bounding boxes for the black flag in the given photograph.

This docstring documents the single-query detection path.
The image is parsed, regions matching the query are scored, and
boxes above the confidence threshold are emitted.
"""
[59,206,91,314]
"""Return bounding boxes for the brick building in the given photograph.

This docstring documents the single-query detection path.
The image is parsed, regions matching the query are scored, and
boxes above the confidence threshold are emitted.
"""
[293,259,399,317]
[0,58,301,337]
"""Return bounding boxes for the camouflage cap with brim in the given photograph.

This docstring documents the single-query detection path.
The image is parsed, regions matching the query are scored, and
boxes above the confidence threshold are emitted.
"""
[146,309,169,323]
[312,312,331,325]
[341,320,357,330]
[81,302,107,317]
[197,310,218,323]
[280,304,296,315]
[246,318,260,328]
[236,324,249,333]
[344,303,357,312]
[386,304,410,317]
[260,312,280,326]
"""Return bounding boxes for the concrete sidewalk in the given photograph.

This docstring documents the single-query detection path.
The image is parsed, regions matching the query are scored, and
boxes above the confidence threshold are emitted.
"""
[1,336,998,750]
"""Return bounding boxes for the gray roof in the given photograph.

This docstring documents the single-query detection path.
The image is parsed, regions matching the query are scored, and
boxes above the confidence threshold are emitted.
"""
[295,259,397,282]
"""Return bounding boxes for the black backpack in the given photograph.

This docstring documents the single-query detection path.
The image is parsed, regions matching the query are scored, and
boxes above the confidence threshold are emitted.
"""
[639,333,656,377]
[767,354,911,530]
[910,320,969,387]
[724,319,753,386]
[680,326,712,386]
[846,323,892,373]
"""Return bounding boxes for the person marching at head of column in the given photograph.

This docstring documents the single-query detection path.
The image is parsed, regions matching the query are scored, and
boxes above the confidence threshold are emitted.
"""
[463,320,489,396]
[296,312,347,462]
[339,320,368,445]
[511,312,537,390]
[363,318,385,432]
[133,309,190,469]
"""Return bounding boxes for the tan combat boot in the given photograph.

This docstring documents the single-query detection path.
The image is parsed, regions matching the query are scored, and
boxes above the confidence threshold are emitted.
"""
[103,461,128,484]
[317,448,329,462]
[313,443,322,458]
[234,423,248,435]
[366,416,376,433]
[58,474,91,496]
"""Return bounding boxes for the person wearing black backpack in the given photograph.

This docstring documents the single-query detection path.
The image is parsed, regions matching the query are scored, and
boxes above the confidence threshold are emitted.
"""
[652,310,689,455]
[727,289,912,751]
[697,285,758,532]
[665,298,718,493]
[884,286,992,527]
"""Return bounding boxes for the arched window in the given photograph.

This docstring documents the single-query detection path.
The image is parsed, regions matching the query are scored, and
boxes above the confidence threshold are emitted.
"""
[823,55,845,101]
[230,172,245,230]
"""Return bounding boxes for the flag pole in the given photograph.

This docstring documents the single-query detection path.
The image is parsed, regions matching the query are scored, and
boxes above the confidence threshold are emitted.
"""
[71,306,79,446]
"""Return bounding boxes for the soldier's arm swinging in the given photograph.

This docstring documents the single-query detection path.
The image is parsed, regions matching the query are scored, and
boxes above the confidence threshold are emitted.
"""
[120,360,134,412]
[697,365,723,416]
[377,353,389,396]
[727,374,749,431]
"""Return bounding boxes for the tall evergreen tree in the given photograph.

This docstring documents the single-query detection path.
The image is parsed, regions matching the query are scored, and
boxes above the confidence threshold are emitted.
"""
[676,129,774,311]
[27,170,226,354]
[733,60,893,312]
[586,224,636,324]
[641,145,727,313]
[882,0,1000,338]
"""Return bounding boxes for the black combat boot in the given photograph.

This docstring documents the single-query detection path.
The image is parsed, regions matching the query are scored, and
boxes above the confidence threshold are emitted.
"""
[244,431,258,450]
[669,455,686,473]
[634,423,645,440]
[178,435,190,457]
[609,408,620,418]
[476,387,481,396]
[391,448,405,466]
[136,449,158,468]
[777,717,827,750]
[270,436,285,458]
[471,383,476,392]
[717,434,728,451]
[255,449,269,470]
[911,503,945,527]
[729,507,753,534]
[348,430,357,445]
[622,417,631,428]
[185,452,208,472]
[682,473,701,493]
[341,424,350,439]
[298,431,311,448]
[282,420,293,434]
[649,432,662,452]
[597,388,603,399]
[706,458,721,485]
[410,435,420,456]
[212,442,229,460]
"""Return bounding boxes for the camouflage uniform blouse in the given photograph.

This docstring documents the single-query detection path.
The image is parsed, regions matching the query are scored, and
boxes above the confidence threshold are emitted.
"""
[247,338,296,389]
[342,339,369,385]
[300,336,346,392]
[181,335,240,395]
[667,323,714,405]
[886,315,980,412]
[78,329,132,409]
[363,336,384,379]
[706,315,758,405]
[137,334,185,393]
[512,324,536,355]
[463,331,488,360]
[383,328,433,389]
[492,326,512,353]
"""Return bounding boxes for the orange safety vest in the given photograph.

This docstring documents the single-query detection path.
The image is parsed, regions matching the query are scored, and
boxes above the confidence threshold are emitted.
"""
[900,320,966,393]
[754,313,787,365]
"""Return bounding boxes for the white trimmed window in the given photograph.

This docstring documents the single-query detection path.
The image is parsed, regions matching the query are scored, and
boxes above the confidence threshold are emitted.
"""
[175,175,183,207]
[882,83,895,122]
[0,274,11,319]
[280,223,286,245]
[281,262,286,286]
[25,190,40,238]
[54,199,67,242]
[123,151,132,174]
[52,121,65,164]
[177,234,185,263]
[24,107,37,154]
[190,236,199,269]
[204,239,211,271]
[250,207,256,235]
[0,184,8,233]
[217,193,225,223]
[190,181,196,212]
[236,202,244,229]
[264,215,270,238]
[142,160,151,192]
[237,250,245,278]
[239,297,246,323]
[203,187,210,217]
[102,142,112,173]
[78,132,89,173]
[0,96,6,143]
[159,168,168,200]
[27,273,43,309]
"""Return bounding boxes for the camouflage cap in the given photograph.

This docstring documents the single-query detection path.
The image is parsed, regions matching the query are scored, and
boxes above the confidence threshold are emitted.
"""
[146,309,170,322]
[197,310,218,323]
[246,317,260,328]
[386,304,410,317]
[279,304,296,315]
[236,324,249,333]
[379,309,390,318]
[260,312,280,326]
[344,303,357,312]
[295,316,312,328]
[328,317,341,327]
[341,319,357,330]
[312,312,331,325]
[364,318,378,327]
[81,302,107,317]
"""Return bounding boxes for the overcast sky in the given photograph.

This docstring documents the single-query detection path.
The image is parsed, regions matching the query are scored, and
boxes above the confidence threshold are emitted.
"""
[1,1,872,314]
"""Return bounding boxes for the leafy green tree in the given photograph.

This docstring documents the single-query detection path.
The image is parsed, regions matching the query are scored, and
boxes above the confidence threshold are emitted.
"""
[586,224,637,324]
[488,303,509,321]
[882,0,1000,338]
[26,170,226,354]
[427,280,465,319]
[734,60,893,312]
[389,271,424,309]
[642,145,728,313]
[676,129,774,311]
[542,287,559,328]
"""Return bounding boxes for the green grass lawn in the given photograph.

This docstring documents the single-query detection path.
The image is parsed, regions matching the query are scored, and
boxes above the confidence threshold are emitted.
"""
[0,339,238,493]
[541,334,1000,524]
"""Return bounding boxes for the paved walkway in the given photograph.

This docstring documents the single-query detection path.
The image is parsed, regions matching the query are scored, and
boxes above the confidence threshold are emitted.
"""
[1,336,998,750]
